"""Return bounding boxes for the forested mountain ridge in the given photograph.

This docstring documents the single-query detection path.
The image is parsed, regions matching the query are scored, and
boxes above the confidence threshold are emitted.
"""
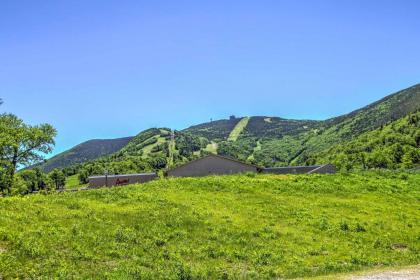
[215,84,420,167]
[38,84,420,175]
[324,83,420,129]
[294,83,420,163]
[34,137,134,172]
[312,111,420,170]
[183,117,242,141]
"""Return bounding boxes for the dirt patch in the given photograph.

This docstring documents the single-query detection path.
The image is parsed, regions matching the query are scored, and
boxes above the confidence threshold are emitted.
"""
[392,243,408,251]
[349,266,420,280]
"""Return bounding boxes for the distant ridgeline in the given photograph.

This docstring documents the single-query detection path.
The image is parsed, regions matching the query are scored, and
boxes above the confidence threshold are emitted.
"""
[34,84,420,176]
[33,137,134,172]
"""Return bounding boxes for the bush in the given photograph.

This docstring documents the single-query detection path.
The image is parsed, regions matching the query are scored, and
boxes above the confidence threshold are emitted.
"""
[10,176,29,195]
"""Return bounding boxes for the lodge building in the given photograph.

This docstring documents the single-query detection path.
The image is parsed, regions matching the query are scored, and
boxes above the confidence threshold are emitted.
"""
[165,154,261,177]
[88,154,336,188]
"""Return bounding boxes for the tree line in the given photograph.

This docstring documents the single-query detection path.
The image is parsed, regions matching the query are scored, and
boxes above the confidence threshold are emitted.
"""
[311,111,420,170]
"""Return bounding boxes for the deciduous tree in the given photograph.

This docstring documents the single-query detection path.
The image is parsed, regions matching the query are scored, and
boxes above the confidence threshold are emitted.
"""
[0,113,56,193]
[78,168,89,184]
[49,169,65,190]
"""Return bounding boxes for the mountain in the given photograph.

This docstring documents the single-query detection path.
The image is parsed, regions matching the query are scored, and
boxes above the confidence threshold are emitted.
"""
[35,137,134,172]
[217,84,420,167]
[183,117,242,141]
[38,84,420,174]
[295,83,420,163]
[77,128,207,175]
[312,111,420,170]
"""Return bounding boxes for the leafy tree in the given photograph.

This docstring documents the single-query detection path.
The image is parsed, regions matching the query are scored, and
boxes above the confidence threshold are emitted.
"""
[401,147,419,169]
[62,165,79,176]
[0,166,9,192]
[17,168,53,194]
[10,175,29,195]
[78,168,89,184]
[0,114,56,193]
[414,130,420,147]
[390,143,404,163]
[35,168,53,190]
[175,133,201,157]
[148,155,167,170]
[18,170,38,193]
[49,169,66,190]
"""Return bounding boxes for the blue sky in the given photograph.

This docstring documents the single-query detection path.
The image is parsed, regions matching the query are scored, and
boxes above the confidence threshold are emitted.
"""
[1,0,419,156]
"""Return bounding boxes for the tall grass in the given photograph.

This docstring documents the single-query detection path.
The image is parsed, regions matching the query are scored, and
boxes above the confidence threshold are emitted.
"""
[0,171,418,279]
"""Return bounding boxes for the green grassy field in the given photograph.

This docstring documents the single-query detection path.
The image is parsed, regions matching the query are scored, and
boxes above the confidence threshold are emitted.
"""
[0,172,418,279]
[141,136,167,158]
[64,174,88,190]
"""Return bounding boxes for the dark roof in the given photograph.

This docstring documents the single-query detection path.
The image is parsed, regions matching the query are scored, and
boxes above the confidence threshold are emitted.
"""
[263,165,322,170]
[166,154,261,173]
[89,172,156,179]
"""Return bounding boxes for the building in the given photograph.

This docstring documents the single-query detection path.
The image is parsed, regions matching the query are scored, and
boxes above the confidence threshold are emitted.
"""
[87,157,336,188]
[88,173,158,188]
[261,164,336,174]
[166,154,260,177]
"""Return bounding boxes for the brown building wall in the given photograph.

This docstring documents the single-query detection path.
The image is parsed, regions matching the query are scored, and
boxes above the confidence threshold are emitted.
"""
[262,166,319,174]
[167,155,257,177]
[262,164,336,174]
[88,173,157,188]
[307,164,336,174]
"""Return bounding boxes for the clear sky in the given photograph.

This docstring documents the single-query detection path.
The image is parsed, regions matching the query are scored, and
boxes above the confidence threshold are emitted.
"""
[1,0,419,156]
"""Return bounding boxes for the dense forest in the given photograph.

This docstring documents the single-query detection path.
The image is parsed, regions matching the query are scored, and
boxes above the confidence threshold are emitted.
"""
[312,111,420,170]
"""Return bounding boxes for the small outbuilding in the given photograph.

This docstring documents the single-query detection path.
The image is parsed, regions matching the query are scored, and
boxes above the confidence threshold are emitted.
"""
[88,172,158,188]
[166,154,260,177]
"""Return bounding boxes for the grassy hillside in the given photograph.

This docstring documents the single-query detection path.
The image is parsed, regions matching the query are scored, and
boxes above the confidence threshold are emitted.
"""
[183,117,241,141]
[243,116,319,138]
[0,172,419,278]
[312,111,420,170]
[73,128,208,176]
[64,174,88,190]
[34,137,134,172]
[116,128,171,158]
[293,84,420,164]
[218,85,420,167]
[227,117,250,141]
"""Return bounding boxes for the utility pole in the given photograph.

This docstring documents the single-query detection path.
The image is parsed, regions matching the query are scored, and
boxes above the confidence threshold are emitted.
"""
[105,169,109,187]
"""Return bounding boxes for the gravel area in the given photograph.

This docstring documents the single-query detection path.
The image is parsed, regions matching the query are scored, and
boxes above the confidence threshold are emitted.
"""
[349,266,420,280]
